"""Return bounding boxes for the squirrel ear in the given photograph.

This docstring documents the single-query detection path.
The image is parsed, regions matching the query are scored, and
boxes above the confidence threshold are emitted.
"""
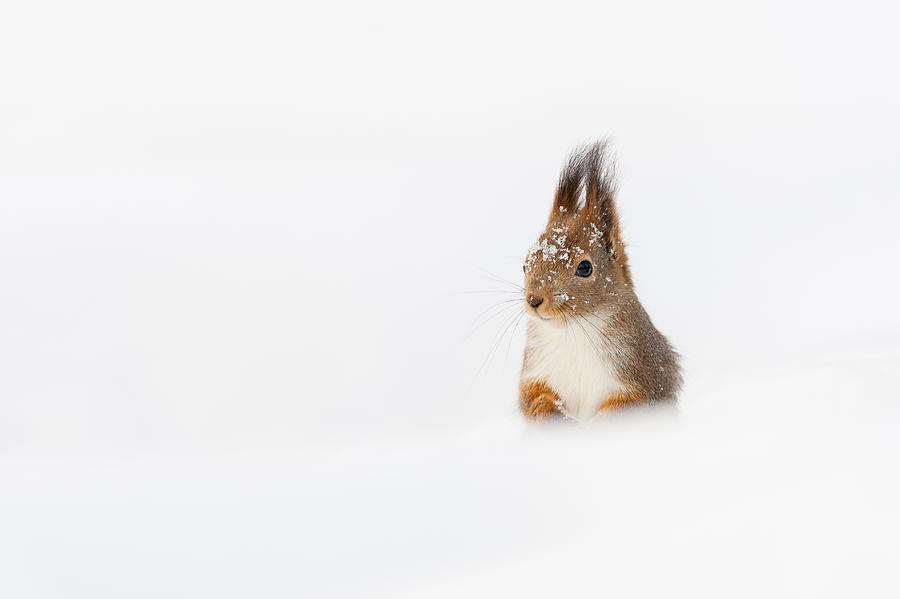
[592,188,623,258]
[570,140,624,258]
[553,139,618,218]
[552,152,585,215]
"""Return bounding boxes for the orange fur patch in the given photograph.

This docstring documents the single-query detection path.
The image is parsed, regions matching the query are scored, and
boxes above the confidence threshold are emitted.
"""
[519,379,562,421]
[599,389,647,411]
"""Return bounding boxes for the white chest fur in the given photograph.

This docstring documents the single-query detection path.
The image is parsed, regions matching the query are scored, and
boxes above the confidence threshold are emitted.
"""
[522,317,624,420]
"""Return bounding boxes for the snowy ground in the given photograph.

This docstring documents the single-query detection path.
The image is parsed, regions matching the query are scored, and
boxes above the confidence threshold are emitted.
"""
[2,0,900,597]
[3,345,900,597]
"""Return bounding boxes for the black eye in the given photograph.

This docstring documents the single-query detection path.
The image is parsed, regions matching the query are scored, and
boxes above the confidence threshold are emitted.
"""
[575,260,592,277]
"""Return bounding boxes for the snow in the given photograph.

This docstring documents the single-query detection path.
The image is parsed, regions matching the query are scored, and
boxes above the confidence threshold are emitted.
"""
[2,0,900,597]
[2,347,900,597]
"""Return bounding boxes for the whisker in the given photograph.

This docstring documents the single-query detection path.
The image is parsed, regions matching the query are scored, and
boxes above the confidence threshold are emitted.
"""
[505,310,526,359]
[465,300,523,340]
[568,313,605,359]
[454,289,524,296]
[468,306,525,389]
[575,313,630,360]
[477,267,524,292]
[496,308,526,364]
[576,313,617,349]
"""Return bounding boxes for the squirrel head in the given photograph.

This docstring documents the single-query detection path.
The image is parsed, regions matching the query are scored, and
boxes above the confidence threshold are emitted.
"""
[523,140,632,324]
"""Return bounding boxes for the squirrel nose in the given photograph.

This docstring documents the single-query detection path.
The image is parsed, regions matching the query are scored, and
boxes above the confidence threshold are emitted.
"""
[528,295,544,308]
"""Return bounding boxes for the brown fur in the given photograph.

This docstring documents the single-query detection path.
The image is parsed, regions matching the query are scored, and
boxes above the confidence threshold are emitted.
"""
[519,140,682,419]
[519,378,564,421]
[600,389,648,411]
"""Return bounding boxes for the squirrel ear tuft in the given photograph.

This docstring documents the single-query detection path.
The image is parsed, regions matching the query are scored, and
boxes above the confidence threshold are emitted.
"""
[553,139,618,217]
[553,140,625,258]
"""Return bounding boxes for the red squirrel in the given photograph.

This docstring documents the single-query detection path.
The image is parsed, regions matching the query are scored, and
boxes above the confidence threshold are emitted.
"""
[519,141,682,421]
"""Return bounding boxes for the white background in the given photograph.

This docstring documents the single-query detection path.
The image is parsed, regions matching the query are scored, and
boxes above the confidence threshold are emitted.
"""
[1,1,899,597]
